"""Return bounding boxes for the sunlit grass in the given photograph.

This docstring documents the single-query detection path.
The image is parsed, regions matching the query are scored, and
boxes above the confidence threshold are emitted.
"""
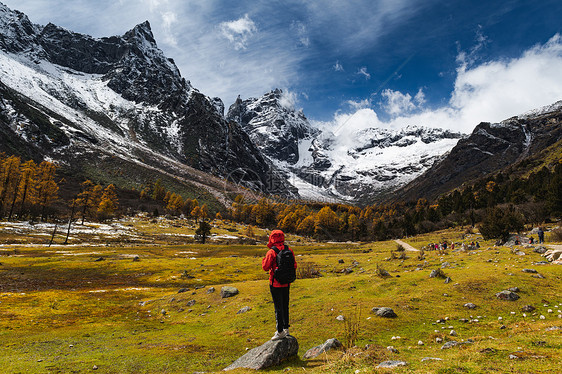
[0,221,560,373]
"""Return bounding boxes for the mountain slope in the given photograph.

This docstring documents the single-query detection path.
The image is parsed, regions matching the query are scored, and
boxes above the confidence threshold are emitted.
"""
[0,2,292,201]
[396,101,562,202]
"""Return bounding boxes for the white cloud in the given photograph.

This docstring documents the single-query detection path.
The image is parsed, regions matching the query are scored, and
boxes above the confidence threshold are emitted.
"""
[279,89,299,110]
[322,34,562,134]
[160,11,177,46]
[346,98,371,110]
[357,67,370,80]
[291,21,310,47]
[333,61,344,72]
[219,14,257,50]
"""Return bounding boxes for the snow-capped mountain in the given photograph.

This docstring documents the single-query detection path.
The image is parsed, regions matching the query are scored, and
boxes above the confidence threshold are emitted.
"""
[227,89,464,202]
[0,2,291,198]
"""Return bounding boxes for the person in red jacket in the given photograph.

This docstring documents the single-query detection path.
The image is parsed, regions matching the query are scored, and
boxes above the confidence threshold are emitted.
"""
[262,229,297,340]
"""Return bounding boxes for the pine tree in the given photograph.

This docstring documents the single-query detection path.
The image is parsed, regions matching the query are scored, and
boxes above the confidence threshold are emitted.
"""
[16,160,37,219]
[76,180,95,224]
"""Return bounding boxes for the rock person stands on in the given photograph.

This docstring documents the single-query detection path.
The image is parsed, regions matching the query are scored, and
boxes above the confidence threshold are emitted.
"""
[262,230,297,341]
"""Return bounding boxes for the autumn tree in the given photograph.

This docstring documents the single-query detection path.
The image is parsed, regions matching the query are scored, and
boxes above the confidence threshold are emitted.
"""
[97,184,119,221]
[34,161,59,221]
[315,206,339,239]
[0,155,21,217]
[76,180,96,224]
[15,160,37,219]
[166,192,184,215]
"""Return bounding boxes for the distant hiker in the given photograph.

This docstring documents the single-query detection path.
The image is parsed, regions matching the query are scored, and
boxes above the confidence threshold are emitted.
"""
[529,237,534,244]
[538,228,545,244]
[443,241,448,250]
[262,229,297,341]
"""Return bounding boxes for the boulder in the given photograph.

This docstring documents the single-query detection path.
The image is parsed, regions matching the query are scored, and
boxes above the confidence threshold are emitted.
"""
[496,290,519,301]
[534,246,547,254]
[376,360,408,368]
[371,307,397,318]
[221,286,239,298]
[236,306,251,314]
[224,335,298,371]
[522,269,538,274]
[303,338,342,359]
[464,303,477,309]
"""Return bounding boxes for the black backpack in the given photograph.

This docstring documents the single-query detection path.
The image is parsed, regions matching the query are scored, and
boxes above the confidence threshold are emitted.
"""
[272,246,296,284]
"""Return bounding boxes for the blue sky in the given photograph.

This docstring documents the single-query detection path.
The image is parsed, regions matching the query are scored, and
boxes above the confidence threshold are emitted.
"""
[4,0,562,132]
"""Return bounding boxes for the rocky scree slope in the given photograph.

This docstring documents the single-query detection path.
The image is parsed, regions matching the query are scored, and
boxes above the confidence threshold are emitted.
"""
[0,2,291,199]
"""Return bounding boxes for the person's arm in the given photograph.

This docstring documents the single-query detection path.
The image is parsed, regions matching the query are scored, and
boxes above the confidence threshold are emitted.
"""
[262,249,275,271]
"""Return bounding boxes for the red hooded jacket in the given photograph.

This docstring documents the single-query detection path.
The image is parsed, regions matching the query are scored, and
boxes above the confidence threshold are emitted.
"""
[262,230,297,287]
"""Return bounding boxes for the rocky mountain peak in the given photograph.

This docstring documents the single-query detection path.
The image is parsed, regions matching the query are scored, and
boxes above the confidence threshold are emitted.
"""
[124,20,156,46]
[0,2,39,53]
[227,89,317,165]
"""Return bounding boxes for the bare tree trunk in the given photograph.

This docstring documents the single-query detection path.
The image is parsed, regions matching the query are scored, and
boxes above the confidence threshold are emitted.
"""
[48,224,58,247]
[64,200,76,245]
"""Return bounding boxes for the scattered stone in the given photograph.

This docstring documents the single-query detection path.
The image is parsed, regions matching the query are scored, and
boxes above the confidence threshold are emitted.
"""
[371,307,397,318]
[532,274,546,279]
[441,262,450,269]
[237,306,252,314]
[435,337,443,343]
[459,318,469,323]
[533,261,550,265]
[421,357,443,362]
[496,290,520,301]
[336,315,345,321]
[207,287,215,294]
[444,277,452,284]
[338,259,345,264]
[440,340,473,349]
[545,326,561,331]
[221,286,239,298]
[508,287,520,292]
[186,300,196,307]
[303,338,342,359]
[386,346,399,353]
[522,269,538,274]
[464,303,477,309]
[480,348,497,354]
[429,269,440,278]
[93,365,98,370]
[133,256,140,262]
[540,315,546,320]
[391,336,401,340]
[161,309,166,315]
[450,330,457,336]
[521,305,535,312]
[225,335,299,370]
[417,340,424,346]
[533,341,547,346]
[178,288,189,294]
[94,257,104,262]
[500,325,506,329]
[376,361,408,369]
[534,246,547,254]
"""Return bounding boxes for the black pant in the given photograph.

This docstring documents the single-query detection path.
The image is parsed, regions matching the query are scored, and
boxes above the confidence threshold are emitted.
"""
[270,285,290,333]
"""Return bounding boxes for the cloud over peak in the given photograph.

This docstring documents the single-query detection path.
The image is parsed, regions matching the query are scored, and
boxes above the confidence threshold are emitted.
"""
[219,14,257,50]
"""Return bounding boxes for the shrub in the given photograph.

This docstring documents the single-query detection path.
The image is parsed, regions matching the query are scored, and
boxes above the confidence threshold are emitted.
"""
[343,306,361,349]
[375,264,391,277]
[297,262,321,279]
[479,206,524,242]
[396,244,406,252]
[550,227,562,242]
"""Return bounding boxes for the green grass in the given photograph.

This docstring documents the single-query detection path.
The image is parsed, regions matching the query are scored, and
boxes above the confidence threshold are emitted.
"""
[0,221,560,373]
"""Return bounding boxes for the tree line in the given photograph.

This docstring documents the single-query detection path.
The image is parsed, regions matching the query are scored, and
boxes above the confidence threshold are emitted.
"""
[227,160,562,241]
[0,153,119,222]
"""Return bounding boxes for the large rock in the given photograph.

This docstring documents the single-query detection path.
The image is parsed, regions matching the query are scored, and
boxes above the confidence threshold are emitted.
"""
[221,286,239,298]
[303,338,342,359]
[376,360,408,368]
[224,335,298,371]
[371,307,397,318]
[496,290,520,301]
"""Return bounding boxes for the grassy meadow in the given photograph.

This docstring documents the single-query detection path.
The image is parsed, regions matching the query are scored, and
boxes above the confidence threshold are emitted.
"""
[0,217,561,373]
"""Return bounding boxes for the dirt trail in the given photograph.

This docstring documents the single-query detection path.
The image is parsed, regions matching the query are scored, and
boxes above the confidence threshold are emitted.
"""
[394,239,419,252]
